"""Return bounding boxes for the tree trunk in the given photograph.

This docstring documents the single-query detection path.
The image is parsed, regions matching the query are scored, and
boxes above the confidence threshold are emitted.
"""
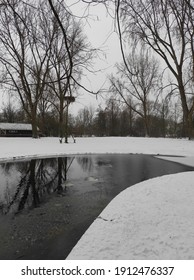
[144,122,150,137]
[59,111,64,139]
[187,112,194,140]
[65,104,69,143]
[144,112,150,137]
[177,76,194,139]
[31,107,38,138]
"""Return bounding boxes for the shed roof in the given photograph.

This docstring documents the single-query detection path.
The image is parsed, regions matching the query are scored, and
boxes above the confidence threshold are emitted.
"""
[0,123,32,131]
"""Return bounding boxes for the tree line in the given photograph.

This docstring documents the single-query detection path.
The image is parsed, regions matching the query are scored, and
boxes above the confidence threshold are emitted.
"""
[0,94,183,138]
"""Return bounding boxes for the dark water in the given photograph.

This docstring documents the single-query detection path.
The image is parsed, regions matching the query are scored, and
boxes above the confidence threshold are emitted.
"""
[0,154,193,260]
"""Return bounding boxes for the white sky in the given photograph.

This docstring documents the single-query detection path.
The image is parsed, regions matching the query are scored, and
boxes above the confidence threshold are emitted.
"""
[68,1,122,114]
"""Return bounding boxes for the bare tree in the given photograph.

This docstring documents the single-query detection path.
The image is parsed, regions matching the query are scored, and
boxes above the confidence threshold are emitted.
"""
[75,105,95,136]
[117,0,194,138]
[46,5,93,139]
[110,47,159,137]
[0,0,57,138]
[46,1,98,141]
[1,97,17,123]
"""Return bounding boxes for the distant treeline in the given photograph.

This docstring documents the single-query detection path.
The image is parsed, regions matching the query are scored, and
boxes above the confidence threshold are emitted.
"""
[0,97,185,138]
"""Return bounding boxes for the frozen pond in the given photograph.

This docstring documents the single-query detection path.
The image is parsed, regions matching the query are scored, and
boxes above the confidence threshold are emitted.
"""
[0,154,193,259]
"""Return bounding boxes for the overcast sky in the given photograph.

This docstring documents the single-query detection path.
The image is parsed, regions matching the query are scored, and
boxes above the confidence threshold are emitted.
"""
[67,1,122,115]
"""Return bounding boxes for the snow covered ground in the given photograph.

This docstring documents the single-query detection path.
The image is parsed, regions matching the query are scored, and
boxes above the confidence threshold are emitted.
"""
[67,172,194,260]
[0,136,194,259]
[0,136,194,160]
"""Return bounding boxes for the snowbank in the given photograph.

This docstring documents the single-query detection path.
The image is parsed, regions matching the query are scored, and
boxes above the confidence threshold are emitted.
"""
[67,172,194,260]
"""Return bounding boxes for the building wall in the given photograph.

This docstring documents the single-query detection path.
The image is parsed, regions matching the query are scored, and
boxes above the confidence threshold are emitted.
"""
[0,129,32,137]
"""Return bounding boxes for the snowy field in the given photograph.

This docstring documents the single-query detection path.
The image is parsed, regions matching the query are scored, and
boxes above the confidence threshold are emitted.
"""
[0,136,194,259]
[0,136,194,161]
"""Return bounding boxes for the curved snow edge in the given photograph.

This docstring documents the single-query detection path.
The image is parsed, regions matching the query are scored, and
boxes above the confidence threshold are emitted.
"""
[67,171,194,260]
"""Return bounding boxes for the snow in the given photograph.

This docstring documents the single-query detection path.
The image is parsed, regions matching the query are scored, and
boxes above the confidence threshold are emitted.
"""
[0,136,194,161]
[0,136,194,259]
[67,172,194,259]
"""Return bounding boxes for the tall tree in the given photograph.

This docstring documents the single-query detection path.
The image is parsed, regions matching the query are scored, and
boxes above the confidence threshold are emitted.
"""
[46,6,93,139]
[110,47,159,137]
[75,106,95,136]
[118,0,194,138]
[47,0,96,140]
[0,0,56,137]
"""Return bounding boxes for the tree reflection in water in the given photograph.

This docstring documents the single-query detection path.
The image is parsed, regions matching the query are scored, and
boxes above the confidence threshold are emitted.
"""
[0,157,74,215]
[76,156,94,173]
